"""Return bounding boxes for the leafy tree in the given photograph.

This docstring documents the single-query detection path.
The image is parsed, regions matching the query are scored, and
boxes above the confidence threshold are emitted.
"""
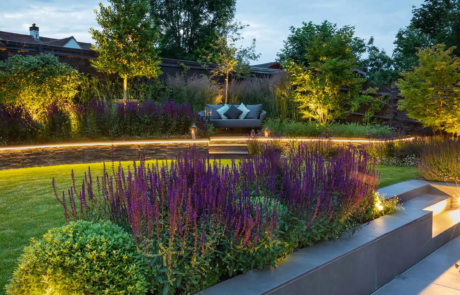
[200,22,260,104]
[359,37,398,85]
[0,54,80,121]
[285,27,367,124]
[150,0,236,60]
[392,1,460,73]
[398,44,460,135]
[277,21,367,66]
[90,0,162,100]
[411,0,460,56]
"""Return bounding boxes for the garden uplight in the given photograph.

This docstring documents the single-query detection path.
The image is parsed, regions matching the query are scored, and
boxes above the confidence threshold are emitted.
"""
[190,123,198,139]
[264,127,270,138]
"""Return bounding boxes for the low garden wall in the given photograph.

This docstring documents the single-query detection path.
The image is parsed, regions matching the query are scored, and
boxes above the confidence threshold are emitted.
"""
[0,140,208,170]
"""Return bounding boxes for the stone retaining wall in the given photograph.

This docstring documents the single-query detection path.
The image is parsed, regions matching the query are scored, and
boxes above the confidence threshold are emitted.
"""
[0,142,208,170]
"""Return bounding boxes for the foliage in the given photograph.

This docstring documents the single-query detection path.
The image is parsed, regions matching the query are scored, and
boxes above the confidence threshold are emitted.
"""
[150,0,236,60]
[76,75,167,103]
[418,139,460,182]
[0,100,210,145]
[227,73,297,121]
[397,44,460,134]
[42,102,72,141]
[6,220,148,295]
[0,106,39,145]
[369,137,430,167]
[90,0,162,100]
[200,22,260,103]
[166,74,222,111]
[277,21,367,66]
[264,118,394,138]
[359,37,399,85]
[393,26,434,73]
[284,23,367,124]
[54,143,380,293]
[0,159,414,292]
[0,54,81,121]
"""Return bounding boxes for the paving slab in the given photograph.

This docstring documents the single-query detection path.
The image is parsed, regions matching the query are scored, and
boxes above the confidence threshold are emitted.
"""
[373,235,460,295]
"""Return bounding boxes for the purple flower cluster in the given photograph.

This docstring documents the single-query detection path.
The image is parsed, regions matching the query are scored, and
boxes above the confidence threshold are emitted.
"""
[0,105,38,145]
[53,142,379,293]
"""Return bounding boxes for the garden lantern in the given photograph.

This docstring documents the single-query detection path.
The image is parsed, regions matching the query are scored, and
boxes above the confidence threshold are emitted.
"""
[250,129,256,137]
[190,123,198,140]
[264,127,270,138]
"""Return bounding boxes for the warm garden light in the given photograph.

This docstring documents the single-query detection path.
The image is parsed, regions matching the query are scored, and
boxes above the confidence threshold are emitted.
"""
[190,123,198,139]
[264,127,270,138]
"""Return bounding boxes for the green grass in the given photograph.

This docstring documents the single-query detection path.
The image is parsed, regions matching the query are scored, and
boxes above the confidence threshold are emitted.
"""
[0,161,419,293]
[377,165,421,188]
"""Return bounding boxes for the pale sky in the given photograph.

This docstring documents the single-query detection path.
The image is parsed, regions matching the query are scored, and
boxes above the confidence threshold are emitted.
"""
[0,0,425,64]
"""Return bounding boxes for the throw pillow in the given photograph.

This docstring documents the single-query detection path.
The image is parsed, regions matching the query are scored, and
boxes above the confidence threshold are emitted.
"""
[216,104,230,119]
[237,103,251,119]
[245,104,263,119]
[224,105,243,119]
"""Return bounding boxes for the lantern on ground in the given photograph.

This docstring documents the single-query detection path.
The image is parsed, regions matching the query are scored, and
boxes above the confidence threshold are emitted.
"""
[250,129,256,137]
[190,123,198,139]
[264,127,270,138]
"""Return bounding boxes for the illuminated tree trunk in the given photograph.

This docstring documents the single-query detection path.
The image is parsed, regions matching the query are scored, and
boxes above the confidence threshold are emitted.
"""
[123,77,128,101]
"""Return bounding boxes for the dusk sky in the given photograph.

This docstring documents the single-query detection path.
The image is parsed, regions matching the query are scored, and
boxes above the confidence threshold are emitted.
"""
[0,0,425,63]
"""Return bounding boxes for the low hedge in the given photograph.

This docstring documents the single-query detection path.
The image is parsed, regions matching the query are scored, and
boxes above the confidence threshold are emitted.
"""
[6,221,148,295]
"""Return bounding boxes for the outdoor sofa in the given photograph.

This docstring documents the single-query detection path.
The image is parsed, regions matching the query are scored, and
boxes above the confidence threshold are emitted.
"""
[198,104,266,129]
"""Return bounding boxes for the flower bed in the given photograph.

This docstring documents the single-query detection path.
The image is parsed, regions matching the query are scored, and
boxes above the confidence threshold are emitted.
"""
[0,100,209,146]
[8,142,398,294]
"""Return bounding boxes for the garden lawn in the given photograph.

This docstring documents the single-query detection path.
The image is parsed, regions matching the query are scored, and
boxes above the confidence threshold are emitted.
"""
[0,162,419,293]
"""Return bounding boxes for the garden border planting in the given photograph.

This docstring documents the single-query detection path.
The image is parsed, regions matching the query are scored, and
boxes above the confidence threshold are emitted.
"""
[200,180,460,295]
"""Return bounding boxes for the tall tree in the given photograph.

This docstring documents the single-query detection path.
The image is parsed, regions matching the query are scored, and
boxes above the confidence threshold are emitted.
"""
[150,0,236,60]
[359,37,398,85]
[397,44,460,135]
[90,0,161,100]
[277,21,367,66]
[284,25,367,124]
[200,23,260,104]
[392,0,460,73]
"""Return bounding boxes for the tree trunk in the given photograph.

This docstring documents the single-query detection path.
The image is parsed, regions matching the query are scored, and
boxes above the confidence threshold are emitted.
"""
[225,72,229,104]
[123,77,128,101]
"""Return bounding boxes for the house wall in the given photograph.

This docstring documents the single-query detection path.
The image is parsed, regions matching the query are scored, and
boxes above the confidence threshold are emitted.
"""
[63,39,82,49]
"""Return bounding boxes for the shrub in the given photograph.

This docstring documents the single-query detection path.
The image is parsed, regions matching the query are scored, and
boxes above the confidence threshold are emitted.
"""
[0,54,81,122]
[54,142,380,293]
[41,102,72,141]
[6,221,148,295]
[370,137,431,167]
[0,106,38,145]
[264,118,394,138]
[418,139,460,182]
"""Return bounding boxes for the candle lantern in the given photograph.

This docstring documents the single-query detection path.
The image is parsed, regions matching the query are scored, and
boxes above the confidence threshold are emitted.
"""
[264,127,270,138]
[250,129,256,137]
[190,123,198,139]
[204,106,211,122]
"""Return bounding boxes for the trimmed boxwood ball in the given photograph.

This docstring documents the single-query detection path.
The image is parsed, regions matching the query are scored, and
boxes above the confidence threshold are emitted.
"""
[6,221,148,295]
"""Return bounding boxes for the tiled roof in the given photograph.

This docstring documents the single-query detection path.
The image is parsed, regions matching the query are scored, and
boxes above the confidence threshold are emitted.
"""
[0,31,92,50]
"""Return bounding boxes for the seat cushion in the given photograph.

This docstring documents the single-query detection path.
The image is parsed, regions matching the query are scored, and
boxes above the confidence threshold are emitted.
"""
[245,104,263,119]
[224,105,243,119]
[210,118,262,128]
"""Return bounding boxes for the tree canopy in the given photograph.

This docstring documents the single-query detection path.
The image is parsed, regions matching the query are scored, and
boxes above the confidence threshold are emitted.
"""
[398,44,460,134]
[277,21,367,66]
[90,0,162,100]
[150,0,236,60]
[284,24,367,124]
